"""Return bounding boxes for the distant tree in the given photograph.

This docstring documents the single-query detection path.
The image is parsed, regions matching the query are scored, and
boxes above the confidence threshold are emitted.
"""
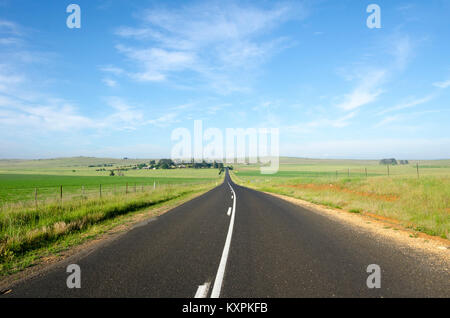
[109,170,115,176]
[158,159,175,168]
[379,158,398,165]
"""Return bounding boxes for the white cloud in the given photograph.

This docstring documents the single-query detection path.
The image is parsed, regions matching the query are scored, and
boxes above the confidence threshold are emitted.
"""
[335,34,414,113]
[374,110,439,128]
[0,37,22,45]
[0,97,97,131]
[0,19,21,35]
[337,70,386,111]
[377,94,434,115]
[104,96,145,130]
[113,1,303,91]
[433,80,450,89]
[145,112,179,127]
[390,35,413,70]
[116,45,195,82]
[99,65,124,76]
[285,111,357,134]
[374,114,402,128]
[102,77,117,87]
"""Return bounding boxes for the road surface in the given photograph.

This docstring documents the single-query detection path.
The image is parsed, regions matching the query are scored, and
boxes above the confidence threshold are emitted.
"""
[2,170,449,297]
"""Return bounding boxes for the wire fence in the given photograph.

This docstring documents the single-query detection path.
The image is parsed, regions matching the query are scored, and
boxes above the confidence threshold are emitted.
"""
[237,163,450,183]
[0,180,214,210]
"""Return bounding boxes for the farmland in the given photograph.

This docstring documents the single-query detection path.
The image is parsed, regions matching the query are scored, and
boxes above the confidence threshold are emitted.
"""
[0,157,221,203]
[231,157,450,240]
[0,157,223,277]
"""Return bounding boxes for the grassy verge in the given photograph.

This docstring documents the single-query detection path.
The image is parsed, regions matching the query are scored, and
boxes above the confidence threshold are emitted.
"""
[0,181,219,278]
[231,171,449,240]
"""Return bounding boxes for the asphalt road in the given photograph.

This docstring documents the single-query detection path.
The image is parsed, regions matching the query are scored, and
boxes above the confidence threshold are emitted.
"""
[3,170,449,297]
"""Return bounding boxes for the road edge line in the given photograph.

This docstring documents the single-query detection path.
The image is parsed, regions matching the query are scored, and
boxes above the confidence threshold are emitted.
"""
[210,181,236,298]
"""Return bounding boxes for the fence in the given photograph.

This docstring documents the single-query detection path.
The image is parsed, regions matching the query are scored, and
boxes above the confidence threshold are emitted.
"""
[240,162,450,184]
[331,163,421,178]
[0,180,203,210]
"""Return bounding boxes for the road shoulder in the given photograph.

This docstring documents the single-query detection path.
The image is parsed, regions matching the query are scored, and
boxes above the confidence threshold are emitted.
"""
[0,186,217,292]
[261,190,450,265]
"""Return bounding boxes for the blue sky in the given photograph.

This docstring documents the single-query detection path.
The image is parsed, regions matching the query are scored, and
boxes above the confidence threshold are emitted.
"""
[0,0,449,159]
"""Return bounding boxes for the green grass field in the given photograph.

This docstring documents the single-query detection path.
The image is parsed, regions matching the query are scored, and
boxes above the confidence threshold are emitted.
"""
[0,157,222,203]
[231,157,450,240]
[1,156,448,278]
[0,157,223,277]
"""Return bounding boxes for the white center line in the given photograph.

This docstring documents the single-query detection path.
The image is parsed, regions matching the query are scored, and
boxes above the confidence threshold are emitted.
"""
[194,281,211,298]
[211,181,237,298]
[227,207,231,216]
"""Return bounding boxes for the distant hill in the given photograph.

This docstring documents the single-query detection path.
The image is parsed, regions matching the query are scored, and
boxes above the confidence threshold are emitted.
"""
[0,156,448,170]
[0,156,153,170]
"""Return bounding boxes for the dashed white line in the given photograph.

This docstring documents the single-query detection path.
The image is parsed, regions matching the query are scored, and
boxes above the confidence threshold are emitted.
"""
[211,181,237,298]
[227,207,231,216]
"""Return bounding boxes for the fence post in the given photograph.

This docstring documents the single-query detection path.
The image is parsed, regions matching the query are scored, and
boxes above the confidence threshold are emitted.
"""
[60,185,63,201]
[387,164,390,176]
[100,184,102,198]
[365,167,368,177]
[347,168,350,177]
[416,162,419,178]
[126,182,128,194]
[153,181,156,189]
[82,185,85,198]
[34,188,38,211]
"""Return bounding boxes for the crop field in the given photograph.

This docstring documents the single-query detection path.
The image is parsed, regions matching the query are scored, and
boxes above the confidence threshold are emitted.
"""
[231,157,450,239]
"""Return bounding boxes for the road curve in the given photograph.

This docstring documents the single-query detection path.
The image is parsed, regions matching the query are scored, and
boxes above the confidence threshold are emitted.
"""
[3,170,449,297]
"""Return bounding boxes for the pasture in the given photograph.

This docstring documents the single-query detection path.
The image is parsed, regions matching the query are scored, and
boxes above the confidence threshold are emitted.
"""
[232,157,450,239]
[0,157,223,276]
[0,157,221,203]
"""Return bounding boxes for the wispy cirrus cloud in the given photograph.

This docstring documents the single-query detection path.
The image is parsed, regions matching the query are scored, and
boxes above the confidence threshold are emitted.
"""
[285,111,357,134]
[0,19,21,35]
[112,1,305,93]
[336,70,386,111]
[115,45,195,82]
[377,94,435,115]
[374,110,440,128]
[99,65,124,76]
[0,93,97,132]
[433,80,450,89]
[335,34,414,113]
[102,77,117,87]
